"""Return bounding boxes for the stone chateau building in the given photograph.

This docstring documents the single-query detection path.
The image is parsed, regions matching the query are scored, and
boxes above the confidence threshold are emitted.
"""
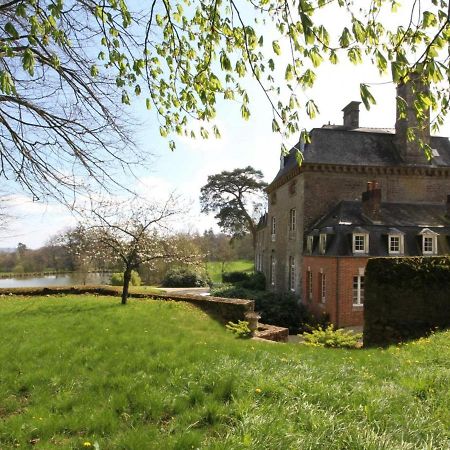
[256,80,450,327]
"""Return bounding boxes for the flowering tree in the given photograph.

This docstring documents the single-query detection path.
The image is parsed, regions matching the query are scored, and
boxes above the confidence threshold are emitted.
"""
[86,196,201,304]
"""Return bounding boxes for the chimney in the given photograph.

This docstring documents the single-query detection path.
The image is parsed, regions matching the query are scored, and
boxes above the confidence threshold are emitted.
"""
[362,180,382,220]
[395,72,430,165]
[342,101,361,129]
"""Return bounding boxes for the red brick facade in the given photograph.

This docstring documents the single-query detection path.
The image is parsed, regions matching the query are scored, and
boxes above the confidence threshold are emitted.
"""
[303,256,368,327]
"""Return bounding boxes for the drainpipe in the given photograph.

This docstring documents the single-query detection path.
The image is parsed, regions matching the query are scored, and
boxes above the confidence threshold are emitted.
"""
[335,257,340,328]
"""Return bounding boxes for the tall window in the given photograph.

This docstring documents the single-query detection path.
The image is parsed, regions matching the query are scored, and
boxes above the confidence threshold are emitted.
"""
[320,272,326,303]
[288,256,295,291]
[271,216,276,241]
[353,275,365,306]
[307,269,313,301]
[270,254,276,286]
[307,235,314,254]
[289,208,296,232]
[319,234,327,254]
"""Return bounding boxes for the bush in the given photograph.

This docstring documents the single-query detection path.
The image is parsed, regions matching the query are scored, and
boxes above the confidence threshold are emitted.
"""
[162,267,210,288]
[241,271,266,290]
[225,320,251,338]
[110,271,141,287]
[210,285,316,333]
[301,325,362,349]
[365,256,450,346]
[222,271,250,283]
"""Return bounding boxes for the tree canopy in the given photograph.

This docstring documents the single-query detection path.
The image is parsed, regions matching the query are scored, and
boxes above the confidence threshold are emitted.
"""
[200,166,267,248]
[1,0,449,200]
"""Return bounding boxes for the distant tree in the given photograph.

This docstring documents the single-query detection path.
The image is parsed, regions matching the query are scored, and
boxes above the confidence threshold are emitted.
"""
[200,167,267,250]
[85,196,200,304]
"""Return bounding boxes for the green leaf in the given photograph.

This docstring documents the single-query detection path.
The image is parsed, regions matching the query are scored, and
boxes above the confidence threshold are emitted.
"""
[360,83,376,110]
[5,22,19,39]
[306,100,319,119]
[272,41,281,55]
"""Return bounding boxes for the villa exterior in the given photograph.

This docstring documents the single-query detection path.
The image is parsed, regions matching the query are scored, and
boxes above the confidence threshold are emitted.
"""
[256,78,450,327]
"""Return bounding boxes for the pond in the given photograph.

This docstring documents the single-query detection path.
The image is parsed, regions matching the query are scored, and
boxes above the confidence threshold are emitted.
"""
[0,272,113,288]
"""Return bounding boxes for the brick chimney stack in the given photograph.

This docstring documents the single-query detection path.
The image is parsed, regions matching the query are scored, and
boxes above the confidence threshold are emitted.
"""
[395,72,430,165]
[362,181,382,220]
[342,101,361,129]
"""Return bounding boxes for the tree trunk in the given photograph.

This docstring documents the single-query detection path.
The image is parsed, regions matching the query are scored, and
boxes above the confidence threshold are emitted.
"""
[121,266,132,305]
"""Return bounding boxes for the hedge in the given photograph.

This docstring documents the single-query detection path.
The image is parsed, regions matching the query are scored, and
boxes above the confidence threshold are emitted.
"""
[364,256,450,347]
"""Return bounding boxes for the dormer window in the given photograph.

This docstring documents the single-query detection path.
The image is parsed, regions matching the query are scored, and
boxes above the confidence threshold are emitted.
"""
[319,234,327,254]
[388,229,404,255]
[419,228,438,255]
[352,229,369,254]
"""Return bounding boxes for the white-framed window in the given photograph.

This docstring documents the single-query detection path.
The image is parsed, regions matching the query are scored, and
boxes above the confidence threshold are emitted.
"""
[270,253,276,286]
[353,233,368,254]
[353,275,365,306]
[320,272,326,303]
[420,229,438,255]
[289,208,296,232]
[288,256,296,291]
[307,268,313,301]
[271,216,276,241]
[319,234,327,254]
[389,235,400,253]
[306,235,314,254]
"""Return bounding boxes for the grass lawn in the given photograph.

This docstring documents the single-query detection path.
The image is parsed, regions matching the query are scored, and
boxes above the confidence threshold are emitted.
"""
[0,296,449,449]
[206,259,254,284]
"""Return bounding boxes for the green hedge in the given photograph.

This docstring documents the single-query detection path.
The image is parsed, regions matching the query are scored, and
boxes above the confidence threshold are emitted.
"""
[364,257,450,347]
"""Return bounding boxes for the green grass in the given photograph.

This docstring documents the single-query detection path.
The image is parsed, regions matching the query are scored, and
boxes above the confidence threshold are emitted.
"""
[0,296,449,449]
[206,259,254,284]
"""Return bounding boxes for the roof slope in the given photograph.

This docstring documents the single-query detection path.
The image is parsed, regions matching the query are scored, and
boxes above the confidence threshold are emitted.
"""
[306,200,450,257]
[272,127,450,185]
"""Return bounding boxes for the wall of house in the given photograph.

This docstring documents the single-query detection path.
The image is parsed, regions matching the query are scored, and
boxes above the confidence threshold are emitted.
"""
[303,256,368,328]
[258,175,305,293]
[302,169,450,231]
[261,159,450,297]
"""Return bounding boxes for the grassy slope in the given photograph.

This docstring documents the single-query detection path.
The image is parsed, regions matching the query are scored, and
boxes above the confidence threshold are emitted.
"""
[206,259,254,284]
[0,296,449,450]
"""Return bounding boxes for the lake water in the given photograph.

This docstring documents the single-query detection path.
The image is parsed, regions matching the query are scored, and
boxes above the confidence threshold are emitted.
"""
[0,272,112,288]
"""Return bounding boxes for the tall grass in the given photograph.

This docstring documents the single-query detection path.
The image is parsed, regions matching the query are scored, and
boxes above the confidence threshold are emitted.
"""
[0,296,448,449]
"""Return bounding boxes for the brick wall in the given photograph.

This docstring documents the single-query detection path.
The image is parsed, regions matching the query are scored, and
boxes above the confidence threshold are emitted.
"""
[303,256,367,327]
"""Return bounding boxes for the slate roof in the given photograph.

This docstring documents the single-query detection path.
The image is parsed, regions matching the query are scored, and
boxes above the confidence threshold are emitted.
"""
[306,200,450,257]
[272,127,450,185]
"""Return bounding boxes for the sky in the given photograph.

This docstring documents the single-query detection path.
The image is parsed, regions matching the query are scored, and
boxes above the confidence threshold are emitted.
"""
[1,1,449,249]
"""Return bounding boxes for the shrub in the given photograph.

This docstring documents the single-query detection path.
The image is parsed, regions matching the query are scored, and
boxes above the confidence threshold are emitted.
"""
[365,256,450,346]
[210,285,316,333]
[225,320,251,338]
[222,271,250,283]
[240,271,266,290]
[110,271,142,287]
[301,325,362,349]
[162,267,210,288]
